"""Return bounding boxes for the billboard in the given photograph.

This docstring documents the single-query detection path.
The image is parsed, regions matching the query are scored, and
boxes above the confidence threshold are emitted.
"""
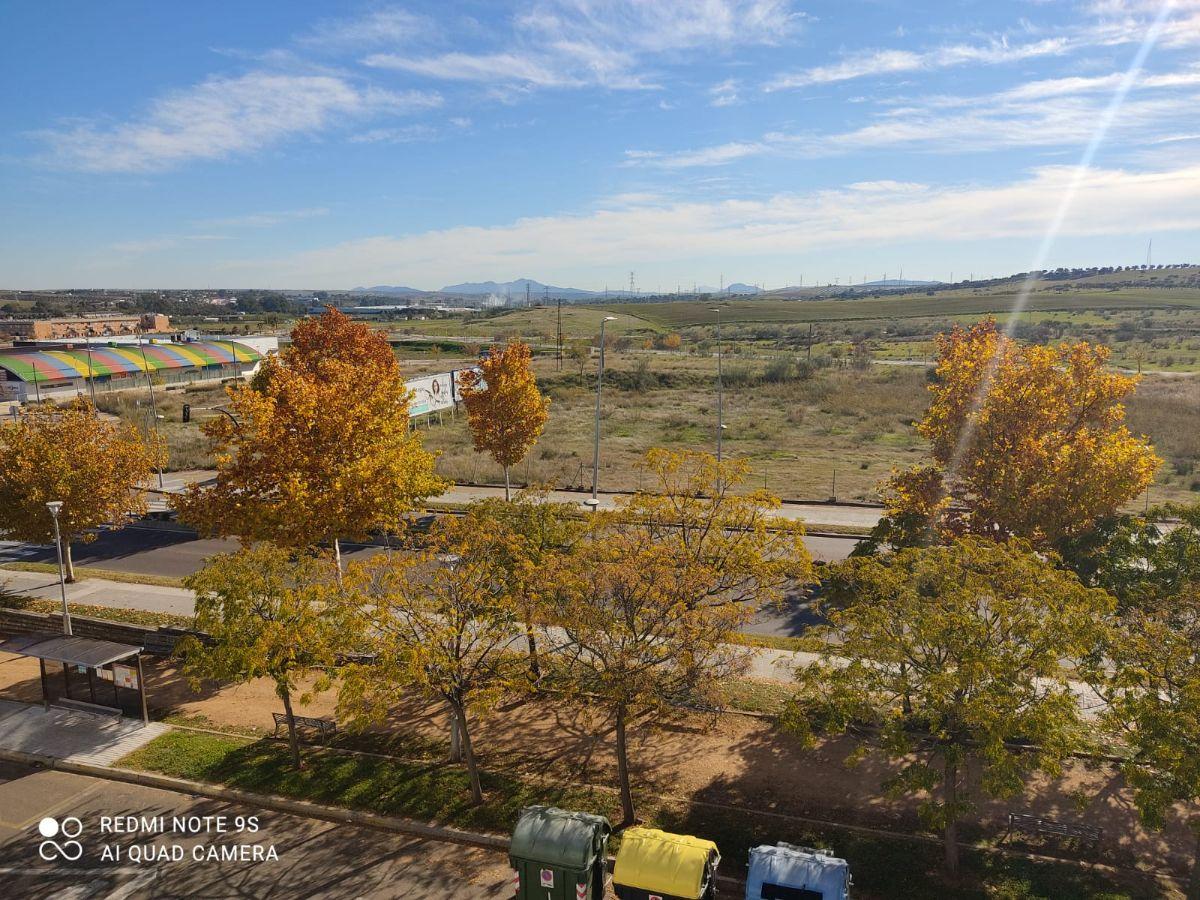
[406,367,481,417]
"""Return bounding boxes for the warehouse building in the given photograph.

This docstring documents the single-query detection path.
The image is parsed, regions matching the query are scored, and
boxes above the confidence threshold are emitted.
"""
[0,313,170,340]
[0,339,263,403]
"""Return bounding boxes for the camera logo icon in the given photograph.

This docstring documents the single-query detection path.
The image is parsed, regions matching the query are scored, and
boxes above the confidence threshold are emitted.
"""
[37,817,84,861]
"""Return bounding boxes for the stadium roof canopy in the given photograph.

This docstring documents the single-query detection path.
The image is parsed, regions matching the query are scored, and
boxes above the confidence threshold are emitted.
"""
[0,340,261,382]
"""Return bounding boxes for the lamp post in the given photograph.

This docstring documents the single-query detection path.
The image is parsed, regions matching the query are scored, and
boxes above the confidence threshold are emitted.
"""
[136,331,165,489]
[587,316,618,509]
[46,501,71,635]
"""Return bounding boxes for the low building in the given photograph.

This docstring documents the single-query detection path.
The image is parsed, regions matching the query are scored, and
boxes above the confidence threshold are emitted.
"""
[0,339,262,403]
[0,313,170,340]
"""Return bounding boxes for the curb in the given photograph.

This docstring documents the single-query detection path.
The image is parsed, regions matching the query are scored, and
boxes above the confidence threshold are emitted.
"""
[0,747,510,854]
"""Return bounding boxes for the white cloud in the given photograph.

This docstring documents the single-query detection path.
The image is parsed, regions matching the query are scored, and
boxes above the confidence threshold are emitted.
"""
[766,37,1069,90]
[217,163,1200,286]
[198,207,330,228]
[632,62,1200,166]
[709,78,740,106]
[110,234,230,255]
[368,0,803,91]
[37,73,442,172]
[298,7,429,49]
[349,124,440,144]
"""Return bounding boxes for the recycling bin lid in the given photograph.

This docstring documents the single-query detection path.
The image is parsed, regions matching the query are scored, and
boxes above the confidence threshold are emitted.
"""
[747,844,849,898]
[612,827,719,899]
[510,806,613,870]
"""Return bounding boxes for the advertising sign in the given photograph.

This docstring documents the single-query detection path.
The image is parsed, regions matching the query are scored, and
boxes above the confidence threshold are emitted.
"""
[111,664,138,690]
[405,368,481,417]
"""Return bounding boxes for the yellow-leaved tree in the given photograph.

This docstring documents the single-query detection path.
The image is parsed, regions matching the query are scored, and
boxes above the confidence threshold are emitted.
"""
[878,319,1158,550]
[457,339,550,500]
[0,398,164,581]
[174,307,446,577]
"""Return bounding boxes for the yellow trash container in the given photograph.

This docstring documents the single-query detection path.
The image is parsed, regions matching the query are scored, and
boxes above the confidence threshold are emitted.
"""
[612,827,720,900]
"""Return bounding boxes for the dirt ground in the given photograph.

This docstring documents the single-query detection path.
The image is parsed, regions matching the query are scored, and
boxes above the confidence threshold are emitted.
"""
[0,651,1193,882]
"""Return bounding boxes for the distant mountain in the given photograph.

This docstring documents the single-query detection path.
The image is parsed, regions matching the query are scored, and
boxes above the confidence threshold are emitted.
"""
[350,285,427,295]
[438,278,597,300]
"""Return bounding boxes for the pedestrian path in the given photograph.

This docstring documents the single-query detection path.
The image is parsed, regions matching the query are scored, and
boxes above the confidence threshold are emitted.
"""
[0,699,167,766]
[0,568,194,616]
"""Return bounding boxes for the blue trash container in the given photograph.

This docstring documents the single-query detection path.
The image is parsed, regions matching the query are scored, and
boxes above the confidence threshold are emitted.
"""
[744,843,850,900]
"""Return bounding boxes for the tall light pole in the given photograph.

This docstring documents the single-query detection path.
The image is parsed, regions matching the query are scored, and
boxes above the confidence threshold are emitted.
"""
[46,501,71,635]
[136,330,165,489]
[588,316,618,509]
[711,307,724,464]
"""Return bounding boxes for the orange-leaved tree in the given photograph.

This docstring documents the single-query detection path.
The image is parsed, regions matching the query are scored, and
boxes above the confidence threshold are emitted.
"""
[457,339,550,500]
[174,307,447,578]
[0,398,164,582]
[880,319,1158,550]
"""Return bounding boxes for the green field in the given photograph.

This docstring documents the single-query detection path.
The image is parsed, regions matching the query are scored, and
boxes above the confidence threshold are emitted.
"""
[601,290,1200,329]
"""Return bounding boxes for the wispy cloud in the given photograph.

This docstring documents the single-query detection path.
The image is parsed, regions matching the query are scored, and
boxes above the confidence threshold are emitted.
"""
[766,37,1070,90]
[111,234,230,255]
[709,78,741,106]
[197,207,330,228]
[218,163,1200,286]
[297,7,430,49]
[37,73,442,172]
[368,0,804,91]
[631,62,1200,166]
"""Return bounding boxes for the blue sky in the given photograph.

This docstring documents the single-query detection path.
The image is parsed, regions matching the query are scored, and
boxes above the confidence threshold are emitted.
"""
[2,0,1199,290]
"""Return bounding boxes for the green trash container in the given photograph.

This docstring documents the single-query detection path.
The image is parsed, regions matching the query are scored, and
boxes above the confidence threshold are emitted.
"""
[510,805,612,900]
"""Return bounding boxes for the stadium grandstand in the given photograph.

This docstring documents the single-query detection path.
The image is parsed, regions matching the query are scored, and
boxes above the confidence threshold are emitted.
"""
[0,339,263,403]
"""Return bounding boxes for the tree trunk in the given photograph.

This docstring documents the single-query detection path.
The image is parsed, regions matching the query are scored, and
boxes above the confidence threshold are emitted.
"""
[524,624,541,685]
[615,706,636,826]
[62,537,76,584]
[1188,821,1200,900]
[943,756,960,878]
[448,702,463,762]
[332,538,344,587]
[451,698,484,804]
[279,684,302,769]
[504,466,511,502]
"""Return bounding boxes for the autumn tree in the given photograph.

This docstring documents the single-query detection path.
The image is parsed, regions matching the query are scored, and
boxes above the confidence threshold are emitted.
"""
[181,545,349,768]
[464,492,584,683]
[877,319,1158,551]
[340,517,522,804]
[457,339,550,500]
[607,449,814,612]
[174,307,446,578]
[547,532,750,826]
[785,537,1112,878]
[0,398,163,582]
[1098,588,1200,898]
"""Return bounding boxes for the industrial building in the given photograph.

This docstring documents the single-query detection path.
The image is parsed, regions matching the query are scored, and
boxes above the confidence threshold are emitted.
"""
[0,313,171,340]
[0,339,263,403]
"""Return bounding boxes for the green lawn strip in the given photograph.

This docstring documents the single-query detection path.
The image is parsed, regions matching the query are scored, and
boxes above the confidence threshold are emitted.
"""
[119,731,1159,899]
[0,561,185,589]
[0,594,191,629]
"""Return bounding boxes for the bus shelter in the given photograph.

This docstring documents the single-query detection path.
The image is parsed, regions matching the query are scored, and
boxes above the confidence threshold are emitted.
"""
[0,632,150,724]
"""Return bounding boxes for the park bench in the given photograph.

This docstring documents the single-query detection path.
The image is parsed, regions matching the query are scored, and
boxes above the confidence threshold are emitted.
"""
[1005,813,1103,846]
[272,712,337,743]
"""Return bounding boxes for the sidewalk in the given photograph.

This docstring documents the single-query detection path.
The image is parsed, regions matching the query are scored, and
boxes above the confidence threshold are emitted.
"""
[0,698,167,765]
[0,569,194,616]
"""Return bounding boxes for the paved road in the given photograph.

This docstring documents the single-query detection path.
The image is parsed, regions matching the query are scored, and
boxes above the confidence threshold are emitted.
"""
[146,469,885,529]
[0,525,859,584]
[0,760,512,899]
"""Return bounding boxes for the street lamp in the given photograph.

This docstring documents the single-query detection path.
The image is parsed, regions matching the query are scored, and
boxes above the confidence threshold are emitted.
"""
[45,501,71,635]
[711,307,724,464]
[588,316,618,509]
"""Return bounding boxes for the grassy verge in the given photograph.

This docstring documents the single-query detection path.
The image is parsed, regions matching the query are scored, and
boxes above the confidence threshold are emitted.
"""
[0,561,185,589]
[120,731,1164,899]
[730,632,811,653]
[0,594,191,629]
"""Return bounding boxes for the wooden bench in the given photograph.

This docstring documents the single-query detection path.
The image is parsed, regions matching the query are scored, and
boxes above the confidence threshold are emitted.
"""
[1005,813,1103,845]
[272,712,336,743]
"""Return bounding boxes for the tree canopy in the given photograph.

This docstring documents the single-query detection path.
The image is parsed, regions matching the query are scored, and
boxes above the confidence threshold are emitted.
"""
[457,339,550,499]
[174,307,446,571]
[0,398,163,581]
[786,537,1113,876]
[877,320,1158,551]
